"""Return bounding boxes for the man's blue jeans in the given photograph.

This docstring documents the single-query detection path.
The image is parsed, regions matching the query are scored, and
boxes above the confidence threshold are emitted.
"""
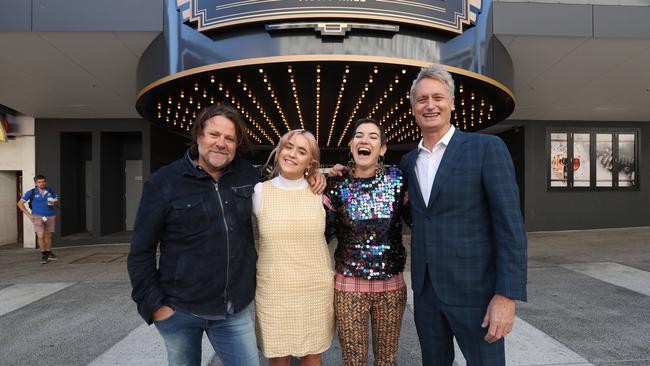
[154,305,260,366]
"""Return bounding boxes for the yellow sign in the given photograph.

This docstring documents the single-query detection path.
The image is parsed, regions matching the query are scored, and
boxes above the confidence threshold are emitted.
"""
[0,123,7,142]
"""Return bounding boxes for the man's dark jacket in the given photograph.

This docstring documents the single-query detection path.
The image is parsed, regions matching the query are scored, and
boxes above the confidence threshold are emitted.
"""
[127,153,261,324]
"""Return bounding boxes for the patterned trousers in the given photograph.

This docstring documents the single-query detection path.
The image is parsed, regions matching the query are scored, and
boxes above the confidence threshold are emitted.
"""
[335,287,407,366]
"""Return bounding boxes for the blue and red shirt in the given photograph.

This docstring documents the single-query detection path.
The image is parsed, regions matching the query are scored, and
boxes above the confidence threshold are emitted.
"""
[22,187,57,217]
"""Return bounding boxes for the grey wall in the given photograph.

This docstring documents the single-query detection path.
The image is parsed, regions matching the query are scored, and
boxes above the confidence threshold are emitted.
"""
[520,120,650,231]
[0,0,162,32]
[493,2,650,38]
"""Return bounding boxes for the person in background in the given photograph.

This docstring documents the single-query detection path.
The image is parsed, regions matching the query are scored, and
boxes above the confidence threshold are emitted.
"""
[253,129,334,366]
[325,118,408,366]
[18,174,59,264]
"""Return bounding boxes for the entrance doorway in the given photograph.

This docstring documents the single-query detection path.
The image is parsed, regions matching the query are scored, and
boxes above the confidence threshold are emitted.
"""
[0,170,20,245]
[60,132,93,238]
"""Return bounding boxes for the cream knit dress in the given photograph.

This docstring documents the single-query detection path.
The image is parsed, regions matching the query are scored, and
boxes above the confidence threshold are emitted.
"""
[254,178,335,358]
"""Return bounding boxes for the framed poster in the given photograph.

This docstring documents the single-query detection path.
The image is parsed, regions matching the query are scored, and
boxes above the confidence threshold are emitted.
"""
[548,129,639,190]
[549,133,568,187]
[573,133,590,187]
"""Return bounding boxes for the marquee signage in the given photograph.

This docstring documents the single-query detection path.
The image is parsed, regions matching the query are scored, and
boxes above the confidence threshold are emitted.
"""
[179,0,482,34]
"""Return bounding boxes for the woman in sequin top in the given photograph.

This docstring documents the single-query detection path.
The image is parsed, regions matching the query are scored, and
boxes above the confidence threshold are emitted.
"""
[325,118,407,366]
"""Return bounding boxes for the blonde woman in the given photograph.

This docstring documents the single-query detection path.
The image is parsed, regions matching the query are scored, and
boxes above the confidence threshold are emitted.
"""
[253,129,335,366]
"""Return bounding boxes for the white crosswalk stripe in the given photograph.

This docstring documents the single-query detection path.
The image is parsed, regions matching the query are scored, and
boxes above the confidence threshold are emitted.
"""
[0,282,75,317]
[87,323,216,366]
[452,318,594,366]
[561,262,650,297]
[404,271,595,366]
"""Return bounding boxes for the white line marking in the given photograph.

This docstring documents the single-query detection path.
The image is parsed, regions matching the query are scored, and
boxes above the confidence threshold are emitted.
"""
[453,318,593,366]
[88,323,215,366]
[561,262,650,297]
[0,282,75,317]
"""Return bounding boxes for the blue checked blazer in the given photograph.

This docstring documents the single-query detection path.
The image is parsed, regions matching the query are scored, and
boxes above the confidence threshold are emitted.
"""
[400,130,527,307]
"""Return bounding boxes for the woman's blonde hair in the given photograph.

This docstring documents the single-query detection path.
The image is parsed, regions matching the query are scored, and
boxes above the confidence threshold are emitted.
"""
[263,129,320,179]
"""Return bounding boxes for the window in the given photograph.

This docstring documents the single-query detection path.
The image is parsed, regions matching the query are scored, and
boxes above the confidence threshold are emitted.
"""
[548,130,638,190]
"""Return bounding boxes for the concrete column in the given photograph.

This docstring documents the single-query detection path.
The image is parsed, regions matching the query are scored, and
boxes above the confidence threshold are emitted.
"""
[0,115,36,248]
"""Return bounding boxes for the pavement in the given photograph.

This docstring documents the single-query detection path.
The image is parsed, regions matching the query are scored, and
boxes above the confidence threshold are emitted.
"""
[1,227,650,365]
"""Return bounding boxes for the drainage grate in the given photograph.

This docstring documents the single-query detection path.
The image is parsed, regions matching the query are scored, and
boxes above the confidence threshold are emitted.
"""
[70,253,127,264]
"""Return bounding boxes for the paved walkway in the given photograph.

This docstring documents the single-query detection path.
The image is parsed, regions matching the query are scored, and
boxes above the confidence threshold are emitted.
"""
[1,226,649,365]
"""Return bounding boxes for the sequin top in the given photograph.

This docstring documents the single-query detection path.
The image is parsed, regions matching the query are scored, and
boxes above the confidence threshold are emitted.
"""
[326,166,406,280]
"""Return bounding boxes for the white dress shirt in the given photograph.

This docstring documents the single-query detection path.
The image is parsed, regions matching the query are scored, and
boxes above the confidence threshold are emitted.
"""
[415,125,455,206]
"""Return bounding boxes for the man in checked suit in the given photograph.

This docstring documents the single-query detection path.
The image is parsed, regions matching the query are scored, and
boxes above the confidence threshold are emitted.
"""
[400,64,527,365]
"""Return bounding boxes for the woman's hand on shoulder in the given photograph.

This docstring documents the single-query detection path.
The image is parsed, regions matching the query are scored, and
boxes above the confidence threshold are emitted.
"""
[322,195,335,212]
[307,172,327,195]
[329,164,347,177]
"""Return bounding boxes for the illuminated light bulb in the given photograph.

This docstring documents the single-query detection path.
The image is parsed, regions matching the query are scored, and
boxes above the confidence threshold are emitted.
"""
[288,67,292,73]
[259,68,263,73]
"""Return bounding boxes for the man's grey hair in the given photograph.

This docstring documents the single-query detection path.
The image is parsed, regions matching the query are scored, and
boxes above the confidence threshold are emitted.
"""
[409,64,455,105]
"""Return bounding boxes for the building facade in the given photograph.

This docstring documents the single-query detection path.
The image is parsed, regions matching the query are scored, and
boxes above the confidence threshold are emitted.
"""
[1,0,649,247]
